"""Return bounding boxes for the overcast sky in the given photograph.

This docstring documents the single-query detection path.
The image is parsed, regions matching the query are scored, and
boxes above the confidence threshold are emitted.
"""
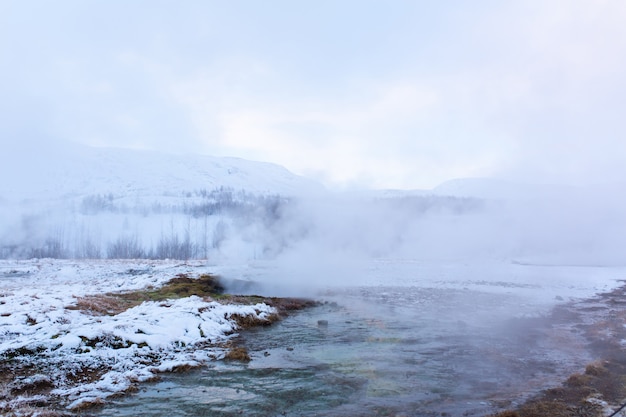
[2,1,626,189]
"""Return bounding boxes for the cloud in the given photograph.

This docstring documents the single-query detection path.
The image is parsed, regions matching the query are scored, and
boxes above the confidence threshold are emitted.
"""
[171,68,514,188]
[472,1,626,184]
[2,1,626,188]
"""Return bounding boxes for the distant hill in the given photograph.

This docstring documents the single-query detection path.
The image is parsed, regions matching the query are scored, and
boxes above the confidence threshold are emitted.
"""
[0,142,324,203]
[431,178,582,200]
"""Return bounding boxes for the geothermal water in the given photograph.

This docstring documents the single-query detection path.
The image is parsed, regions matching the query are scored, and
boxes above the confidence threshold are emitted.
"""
[96,259,622,416]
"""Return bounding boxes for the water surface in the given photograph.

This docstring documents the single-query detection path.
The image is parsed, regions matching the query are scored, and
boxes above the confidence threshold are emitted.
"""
[98,286,592,416]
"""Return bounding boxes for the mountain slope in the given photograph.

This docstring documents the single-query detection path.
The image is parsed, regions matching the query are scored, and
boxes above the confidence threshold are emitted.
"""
[0,142,324,202]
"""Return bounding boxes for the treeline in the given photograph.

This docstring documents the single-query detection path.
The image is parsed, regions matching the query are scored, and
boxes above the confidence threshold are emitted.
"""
[1,187,290,260]
[79,187,286,220]
[0,188,488,261]
[24,232,201,260]
[4,219,240,261]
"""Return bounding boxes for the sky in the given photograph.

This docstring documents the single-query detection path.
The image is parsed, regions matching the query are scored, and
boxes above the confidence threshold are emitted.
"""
[1,1,626,190]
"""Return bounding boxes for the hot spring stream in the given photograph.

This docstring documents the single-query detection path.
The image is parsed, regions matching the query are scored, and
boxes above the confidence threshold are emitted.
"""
[97,286,594,416]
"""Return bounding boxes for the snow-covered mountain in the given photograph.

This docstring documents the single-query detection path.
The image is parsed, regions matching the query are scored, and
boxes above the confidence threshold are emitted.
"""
[0,142,327,260]
[0,142,324,203]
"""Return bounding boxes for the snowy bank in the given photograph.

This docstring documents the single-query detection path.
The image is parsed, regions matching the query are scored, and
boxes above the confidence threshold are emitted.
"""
[0,259,278,414]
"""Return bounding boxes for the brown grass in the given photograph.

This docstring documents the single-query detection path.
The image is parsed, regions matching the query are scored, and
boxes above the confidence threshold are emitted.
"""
[67,273,317,321]
[166,363,198,373]
[488,287,626,417]
[488,362,621,417]
[68,396,105,411]
[224,347,251,362]
[68,295,134,316]
[67,273,226,315]
[228,312,280,329]
[9,375,54,396]
[219,295,319,316]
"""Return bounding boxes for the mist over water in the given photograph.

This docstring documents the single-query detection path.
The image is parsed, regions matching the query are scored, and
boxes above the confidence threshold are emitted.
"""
[2,144,626,274]
[97,282,604,416]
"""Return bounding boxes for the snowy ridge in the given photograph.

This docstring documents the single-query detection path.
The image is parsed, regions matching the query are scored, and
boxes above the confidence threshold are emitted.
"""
[0,143,324,202]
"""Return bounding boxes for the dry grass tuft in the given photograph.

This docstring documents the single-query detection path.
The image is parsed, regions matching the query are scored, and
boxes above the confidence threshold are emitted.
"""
[219,296,319,316]
[565,372,593,388]
[168,363,197,373]
[68,396,105,411]
[228,312,280,329]
[68,295,134,316]
[224,347,251,362]
[584,362,607,376]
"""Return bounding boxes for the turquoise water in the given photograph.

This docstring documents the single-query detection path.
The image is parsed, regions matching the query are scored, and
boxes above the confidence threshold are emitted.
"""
[97,287,590,416]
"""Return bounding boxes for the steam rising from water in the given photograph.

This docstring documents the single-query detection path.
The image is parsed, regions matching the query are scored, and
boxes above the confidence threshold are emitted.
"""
[2,144,626,290]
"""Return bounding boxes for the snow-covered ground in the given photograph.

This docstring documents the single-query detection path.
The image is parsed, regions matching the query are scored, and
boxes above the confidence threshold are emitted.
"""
[0,259,277,412]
